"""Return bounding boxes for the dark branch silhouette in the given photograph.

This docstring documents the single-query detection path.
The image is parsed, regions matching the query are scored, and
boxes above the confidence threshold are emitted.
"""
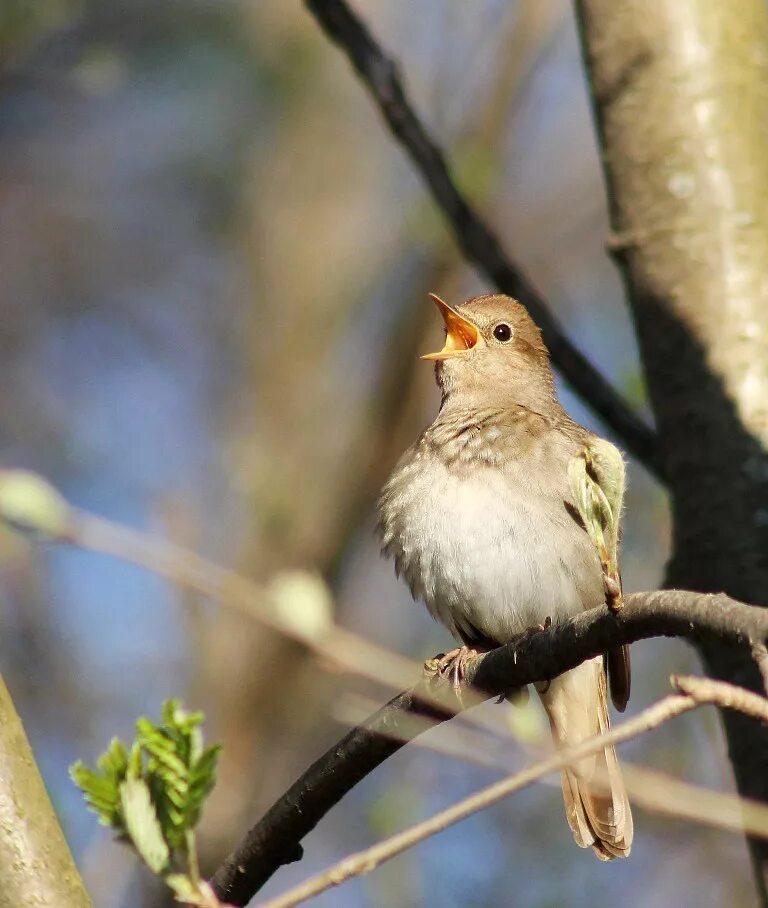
[303,0,661,477]
[210,589,768,905]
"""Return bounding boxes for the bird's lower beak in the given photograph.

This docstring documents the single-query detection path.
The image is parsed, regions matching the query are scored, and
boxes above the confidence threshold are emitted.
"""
[421,294,480,360]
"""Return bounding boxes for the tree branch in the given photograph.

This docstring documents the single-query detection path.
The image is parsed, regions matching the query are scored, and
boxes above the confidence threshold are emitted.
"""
[303,0,661,477]
[209,588,768,905]
[255,675,768,908]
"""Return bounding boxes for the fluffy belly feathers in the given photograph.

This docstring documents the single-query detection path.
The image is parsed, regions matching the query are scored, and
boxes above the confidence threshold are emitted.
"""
[380,457,603,645]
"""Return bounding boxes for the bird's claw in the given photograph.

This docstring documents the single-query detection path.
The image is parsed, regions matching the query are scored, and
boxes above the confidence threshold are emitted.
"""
[424,645,479,693]
[424,624,552,699]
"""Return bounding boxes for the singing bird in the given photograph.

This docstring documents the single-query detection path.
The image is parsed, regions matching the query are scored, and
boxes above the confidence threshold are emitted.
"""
[377,293,632,860]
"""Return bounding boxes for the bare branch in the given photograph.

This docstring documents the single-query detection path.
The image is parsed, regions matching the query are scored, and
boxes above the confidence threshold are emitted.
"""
[209,589,768,905]
[672,674,768,720]
[256,677,767,908]
[71,509,426,694]
[620,763,768,841]
[303,0,661,476]
[336,693,768,841]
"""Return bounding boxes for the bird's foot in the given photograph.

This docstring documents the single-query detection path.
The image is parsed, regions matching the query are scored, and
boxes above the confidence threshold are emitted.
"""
[424,645,482,693]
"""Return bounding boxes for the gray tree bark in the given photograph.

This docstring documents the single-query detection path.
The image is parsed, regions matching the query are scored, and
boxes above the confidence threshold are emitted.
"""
[574,1,768,899]
[0,674,90,907]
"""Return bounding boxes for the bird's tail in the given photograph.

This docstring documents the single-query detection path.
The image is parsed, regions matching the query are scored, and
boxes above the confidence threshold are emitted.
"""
[536,656,632,860]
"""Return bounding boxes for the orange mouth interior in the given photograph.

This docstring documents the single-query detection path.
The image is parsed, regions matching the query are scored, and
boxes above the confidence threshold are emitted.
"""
[421,294,480,360]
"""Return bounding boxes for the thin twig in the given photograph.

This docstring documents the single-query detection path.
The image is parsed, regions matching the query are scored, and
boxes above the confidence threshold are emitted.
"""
[72,509,449,700]
[336,694,768,836]
[619,763,768,841]
[672,674,768,722]
[258,677,760,908]
[303,0,660,476]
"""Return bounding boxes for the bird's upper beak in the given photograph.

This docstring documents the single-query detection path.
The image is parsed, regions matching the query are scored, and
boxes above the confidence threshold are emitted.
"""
[420,294,480,361]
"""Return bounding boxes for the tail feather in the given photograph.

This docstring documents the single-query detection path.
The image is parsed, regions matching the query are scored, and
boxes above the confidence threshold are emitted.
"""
[537,656,633,860]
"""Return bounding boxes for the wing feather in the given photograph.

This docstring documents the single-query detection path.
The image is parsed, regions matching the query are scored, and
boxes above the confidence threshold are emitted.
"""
[568,437,630,709]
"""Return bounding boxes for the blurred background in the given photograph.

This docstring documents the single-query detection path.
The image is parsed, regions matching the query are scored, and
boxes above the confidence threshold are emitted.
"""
[0,1,754,905]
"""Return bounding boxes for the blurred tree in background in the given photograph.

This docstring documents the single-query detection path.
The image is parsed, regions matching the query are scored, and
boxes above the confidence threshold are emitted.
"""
[0,1,761,906]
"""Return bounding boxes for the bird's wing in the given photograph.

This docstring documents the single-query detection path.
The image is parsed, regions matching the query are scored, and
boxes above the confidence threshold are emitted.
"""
[567,436,625,603]
[568,437,631,711]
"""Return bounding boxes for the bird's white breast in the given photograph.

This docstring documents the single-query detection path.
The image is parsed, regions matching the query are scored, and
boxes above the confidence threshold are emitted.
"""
[380,452,603,645]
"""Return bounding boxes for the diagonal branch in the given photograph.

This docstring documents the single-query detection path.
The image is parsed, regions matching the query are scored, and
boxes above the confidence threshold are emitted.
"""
[255,676,768,908]
[209,589,768,905]
[304,0,661,477]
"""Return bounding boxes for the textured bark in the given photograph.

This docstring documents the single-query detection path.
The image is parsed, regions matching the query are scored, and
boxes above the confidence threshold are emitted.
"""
[0,674,90,907]
[575,1,768,899]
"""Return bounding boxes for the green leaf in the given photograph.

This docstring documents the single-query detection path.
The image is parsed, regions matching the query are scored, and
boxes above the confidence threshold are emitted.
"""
[165,874,199,902]
[70,735,132,830]
[70,763,122,828]
[136,700,221,849]
[97,736,130,777]
[72,699,221,891]
[120,776,170,874]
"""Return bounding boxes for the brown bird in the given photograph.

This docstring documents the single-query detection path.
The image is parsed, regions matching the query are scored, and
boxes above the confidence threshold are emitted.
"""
[377,293,632,860]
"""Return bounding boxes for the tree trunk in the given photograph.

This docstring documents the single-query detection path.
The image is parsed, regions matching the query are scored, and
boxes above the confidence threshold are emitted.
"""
[574,0,768,900]
[0,673,90,907]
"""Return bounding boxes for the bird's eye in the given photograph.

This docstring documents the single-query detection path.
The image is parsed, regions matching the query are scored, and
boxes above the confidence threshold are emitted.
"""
[493,323,512,342]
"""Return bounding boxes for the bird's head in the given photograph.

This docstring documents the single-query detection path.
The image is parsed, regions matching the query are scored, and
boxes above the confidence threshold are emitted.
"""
[422,293,555,407]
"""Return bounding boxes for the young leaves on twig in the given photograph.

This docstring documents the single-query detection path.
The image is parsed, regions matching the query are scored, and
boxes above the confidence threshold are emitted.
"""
[70,700,225,907]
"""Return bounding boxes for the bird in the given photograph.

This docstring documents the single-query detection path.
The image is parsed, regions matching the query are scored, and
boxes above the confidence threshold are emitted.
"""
[377,292,632,860]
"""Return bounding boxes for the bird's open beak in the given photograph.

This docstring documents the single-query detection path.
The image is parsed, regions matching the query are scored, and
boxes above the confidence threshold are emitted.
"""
[420,293,480,360]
